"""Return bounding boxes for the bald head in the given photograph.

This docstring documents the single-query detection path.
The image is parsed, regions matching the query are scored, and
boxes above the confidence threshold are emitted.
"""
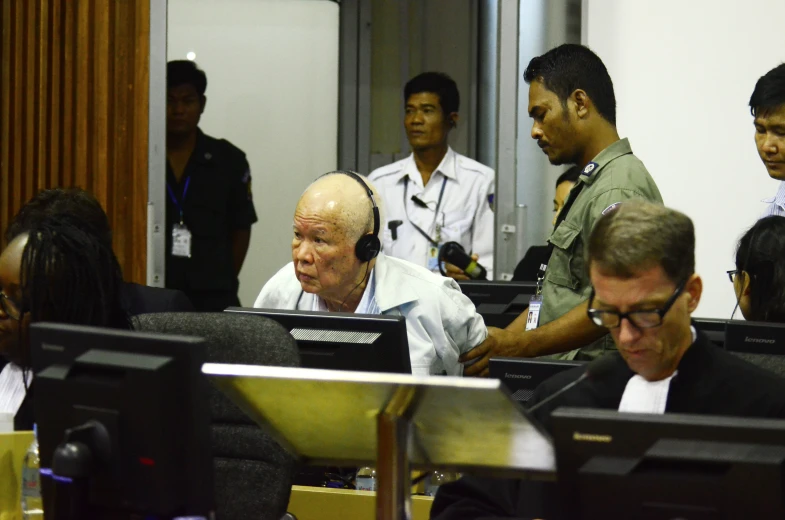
[297,173,383,243]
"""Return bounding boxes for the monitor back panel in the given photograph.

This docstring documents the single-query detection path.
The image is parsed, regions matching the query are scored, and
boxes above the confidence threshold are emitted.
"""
[725,320,785,355]
[489,357,585,402]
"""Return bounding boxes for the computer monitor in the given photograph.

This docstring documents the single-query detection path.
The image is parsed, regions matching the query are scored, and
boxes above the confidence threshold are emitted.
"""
[226,308,412,374]
[692,317,729,347]
[30,322,214,519]
[725,320,785,355]
[457,280,537,328]
[551,407,785,519]
[488,358,585,403]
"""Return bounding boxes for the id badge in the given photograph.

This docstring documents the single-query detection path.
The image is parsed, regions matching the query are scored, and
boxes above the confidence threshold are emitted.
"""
[171,224,192,258]
[427,246,440,271]
[525,295,543,331]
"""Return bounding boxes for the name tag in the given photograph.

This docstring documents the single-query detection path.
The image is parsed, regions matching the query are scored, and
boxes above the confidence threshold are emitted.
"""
[171,224,192,258]
[427,246,440,271]
[525,295,542,331]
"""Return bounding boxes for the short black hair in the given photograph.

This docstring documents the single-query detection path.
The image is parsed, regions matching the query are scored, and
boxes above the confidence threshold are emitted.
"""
[555,166,581,188]
[749,63,785,118]
[168,60,207,97]
[735,215,785,323]
[524,44,616,125]
[404,72,460,115]
[5,188,112,247]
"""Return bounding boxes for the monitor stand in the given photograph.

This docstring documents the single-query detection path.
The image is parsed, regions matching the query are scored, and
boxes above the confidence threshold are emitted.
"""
[202,364,556,520]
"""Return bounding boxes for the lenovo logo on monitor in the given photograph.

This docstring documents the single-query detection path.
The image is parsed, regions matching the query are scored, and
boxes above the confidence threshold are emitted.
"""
[489,358,585,402]
[725,321,785,355]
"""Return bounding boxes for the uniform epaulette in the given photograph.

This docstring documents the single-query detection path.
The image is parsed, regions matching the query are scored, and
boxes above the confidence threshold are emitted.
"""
[457,156,494,177]
[368,159,407,179]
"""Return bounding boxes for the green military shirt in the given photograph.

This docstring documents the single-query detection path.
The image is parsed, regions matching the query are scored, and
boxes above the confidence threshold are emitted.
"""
[540,138,662,360]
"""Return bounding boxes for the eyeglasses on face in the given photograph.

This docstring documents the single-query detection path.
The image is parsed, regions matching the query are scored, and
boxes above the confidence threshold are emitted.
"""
[727,269,739,283]
[587,280,687,329]
[0,292,23,321]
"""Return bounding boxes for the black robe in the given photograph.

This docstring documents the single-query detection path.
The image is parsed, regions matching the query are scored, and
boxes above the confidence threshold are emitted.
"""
[431,330,785,520]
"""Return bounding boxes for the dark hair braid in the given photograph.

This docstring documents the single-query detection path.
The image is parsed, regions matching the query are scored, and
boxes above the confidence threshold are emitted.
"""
[20,216,131,330]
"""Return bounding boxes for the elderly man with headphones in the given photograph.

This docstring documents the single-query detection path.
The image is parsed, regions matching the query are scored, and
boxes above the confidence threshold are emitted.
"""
[254,171,487,376]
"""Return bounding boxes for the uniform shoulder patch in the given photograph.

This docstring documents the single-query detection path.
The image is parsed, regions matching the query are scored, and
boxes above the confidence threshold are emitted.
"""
[368,159,406,180]
[601,202,622,215]
[458,156,494,177]
[582,162,599,176]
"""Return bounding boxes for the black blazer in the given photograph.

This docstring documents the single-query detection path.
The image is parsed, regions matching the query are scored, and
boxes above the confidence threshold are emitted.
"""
[431,331,785,520]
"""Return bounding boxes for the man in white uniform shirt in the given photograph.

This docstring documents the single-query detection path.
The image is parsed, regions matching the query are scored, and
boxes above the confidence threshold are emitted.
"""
[368,72,495,280]
[750,63,785,218]
[254,172,487,375]
[431,201,785,519]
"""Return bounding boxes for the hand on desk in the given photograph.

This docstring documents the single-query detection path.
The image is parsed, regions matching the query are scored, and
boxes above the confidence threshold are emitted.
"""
[461,327,528,377]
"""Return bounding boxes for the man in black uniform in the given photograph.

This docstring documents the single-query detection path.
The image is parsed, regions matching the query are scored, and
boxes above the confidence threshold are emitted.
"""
[165,60,258,311]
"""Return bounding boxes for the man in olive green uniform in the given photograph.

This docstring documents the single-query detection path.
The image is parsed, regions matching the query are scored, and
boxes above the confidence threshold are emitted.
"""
[463,44,662,375]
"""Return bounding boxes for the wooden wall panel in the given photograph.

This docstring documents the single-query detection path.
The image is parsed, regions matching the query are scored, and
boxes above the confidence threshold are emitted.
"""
[0,0,150,284]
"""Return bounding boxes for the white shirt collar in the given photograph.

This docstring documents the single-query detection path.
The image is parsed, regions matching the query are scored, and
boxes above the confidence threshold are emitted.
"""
[398,147,457,187]
[761,181,785,207]
[617,325,697,415]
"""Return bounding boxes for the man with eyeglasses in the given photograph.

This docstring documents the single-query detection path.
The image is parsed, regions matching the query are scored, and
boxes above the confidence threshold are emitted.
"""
[431,201,785,519]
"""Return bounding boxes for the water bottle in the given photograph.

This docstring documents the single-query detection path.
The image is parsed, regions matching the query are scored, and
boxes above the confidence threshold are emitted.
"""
[355,467,377,491]
[21,424,44,518]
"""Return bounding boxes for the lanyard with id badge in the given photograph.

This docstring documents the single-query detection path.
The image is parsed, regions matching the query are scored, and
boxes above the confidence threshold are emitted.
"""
[526,178,588,330]
[403,176,448,271]
[167,177,192,258]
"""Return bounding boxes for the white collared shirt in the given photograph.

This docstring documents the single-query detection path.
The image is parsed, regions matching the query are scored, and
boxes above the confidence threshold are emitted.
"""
[254,253,488,376]
[761,181,785,218]
[0,363,29,416]
[368,147,495,278]
[617,327,697,414]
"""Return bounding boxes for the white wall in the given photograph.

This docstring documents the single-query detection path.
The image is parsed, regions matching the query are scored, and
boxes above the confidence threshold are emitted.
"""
[585,0,785,318]
[167,0,339,306]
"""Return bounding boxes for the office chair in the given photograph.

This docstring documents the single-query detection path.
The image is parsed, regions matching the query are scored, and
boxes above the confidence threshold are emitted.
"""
[134,312,300,520]
[731,352,785,379]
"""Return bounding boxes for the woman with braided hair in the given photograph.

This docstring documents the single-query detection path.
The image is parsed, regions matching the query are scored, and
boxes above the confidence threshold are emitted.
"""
[0,214,131,430]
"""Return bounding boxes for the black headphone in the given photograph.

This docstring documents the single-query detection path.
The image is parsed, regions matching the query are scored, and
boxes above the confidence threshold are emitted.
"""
[323,170,381,263]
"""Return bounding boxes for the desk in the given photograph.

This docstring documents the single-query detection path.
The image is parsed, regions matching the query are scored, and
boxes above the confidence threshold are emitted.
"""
[287,486,433,520]
[0,432,34,520]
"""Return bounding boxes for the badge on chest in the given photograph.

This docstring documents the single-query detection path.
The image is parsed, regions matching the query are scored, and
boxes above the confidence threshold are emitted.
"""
[171,224,192,258]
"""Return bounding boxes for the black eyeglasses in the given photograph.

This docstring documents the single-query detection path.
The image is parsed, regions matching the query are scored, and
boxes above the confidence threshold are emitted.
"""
[587,280,687,329]
[0,292,23,321]
[727,269,739,283]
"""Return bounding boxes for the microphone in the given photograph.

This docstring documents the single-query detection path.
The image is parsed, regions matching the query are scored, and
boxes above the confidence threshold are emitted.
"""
[388,220,403,241]
[526,354,617,415]
[411,195,430,209]
[439,242,488,280]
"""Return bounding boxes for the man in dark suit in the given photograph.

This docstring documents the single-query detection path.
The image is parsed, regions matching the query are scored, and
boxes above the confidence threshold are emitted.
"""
[4,187,194,315]
[431,202,785,520]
